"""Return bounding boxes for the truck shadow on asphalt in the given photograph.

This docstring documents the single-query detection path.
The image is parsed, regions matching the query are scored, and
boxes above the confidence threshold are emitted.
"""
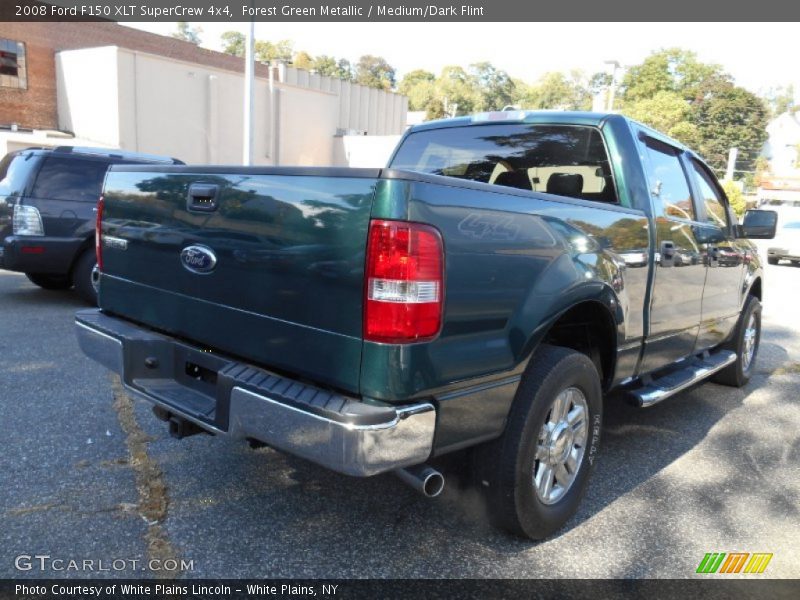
[3,285,89,309]
[138,327,795,577]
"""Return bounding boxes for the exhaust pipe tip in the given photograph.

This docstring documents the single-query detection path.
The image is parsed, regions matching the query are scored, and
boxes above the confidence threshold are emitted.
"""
[395,464,445,498]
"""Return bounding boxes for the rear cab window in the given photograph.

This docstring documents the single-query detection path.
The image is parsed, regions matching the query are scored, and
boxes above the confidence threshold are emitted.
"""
[31,156,110,202]
[389,124,619,205]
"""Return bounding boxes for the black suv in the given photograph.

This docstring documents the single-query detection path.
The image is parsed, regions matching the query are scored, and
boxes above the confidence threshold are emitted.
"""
[0,146,182,303]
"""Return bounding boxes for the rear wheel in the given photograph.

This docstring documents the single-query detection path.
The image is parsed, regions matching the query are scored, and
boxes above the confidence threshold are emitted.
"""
[712,295,761,387]
[72,248,98,305]
[472,344,602,539]
[26,273,71,290]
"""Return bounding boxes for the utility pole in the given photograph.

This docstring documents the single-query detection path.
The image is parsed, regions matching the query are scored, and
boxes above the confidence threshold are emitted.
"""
[242,21,255,166]
[725,148,738,181]
[604,60,621,112]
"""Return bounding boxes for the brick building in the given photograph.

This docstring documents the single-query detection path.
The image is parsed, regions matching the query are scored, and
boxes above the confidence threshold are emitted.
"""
[0,22,407,166]
[0,21,265,131]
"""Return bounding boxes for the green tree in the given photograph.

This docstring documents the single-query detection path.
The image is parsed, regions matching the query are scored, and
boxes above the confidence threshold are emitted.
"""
[468,62,517,111]
[762,85,795,117]
[172,22,202,45]
[293,51,314,70]
[398,69,437,111]
[520,71,591,110]
[435,65,476,115]
[622,90,701,147]
[355,55,396,91]
[310,55,336,76]
[620,49,769,179]
[620,48,727,104]
[693,82,769,175]
[220,31,244,56]
[254,40,293,63]
[722,181,746,218]
[336,59,354,81]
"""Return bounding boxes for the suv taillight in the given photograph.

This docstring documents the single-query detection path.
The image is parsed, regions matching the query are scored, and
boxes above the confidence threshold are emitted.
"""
[364,219,444,343]
[95,196,104,270]
[12,205,44,236]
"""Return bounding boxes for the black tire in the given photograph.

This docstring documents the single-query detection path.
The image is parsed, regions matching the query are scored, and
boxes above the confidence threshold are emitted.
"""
[767,257,779,265]
[25,273,71,290]
[712,295,762,387]
[472,344,602,540]
[72,249,98,305]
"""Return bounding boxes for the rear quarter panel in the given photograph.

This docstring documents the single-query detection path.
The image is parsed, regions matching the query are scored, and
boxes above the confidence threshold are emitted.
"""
[361,173,651,403]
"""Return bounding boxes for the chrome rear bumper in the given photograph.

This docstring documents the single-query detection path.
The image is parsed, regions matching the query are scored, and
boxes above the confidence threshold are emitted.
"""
[76,309,435,477]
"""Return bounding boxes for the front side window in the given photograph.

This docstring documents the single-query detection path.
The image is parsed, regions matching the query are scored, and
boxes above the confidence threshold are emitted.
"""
[0,38,27,89]
[390,124,618,204]
[691,160,729,228]
[31,157,109,202]
[642,139,695,221]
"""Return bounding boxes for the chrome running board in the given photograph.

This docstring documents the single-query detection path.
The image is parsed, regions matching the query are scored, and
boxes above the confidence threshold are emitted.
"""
[629,350,737,407]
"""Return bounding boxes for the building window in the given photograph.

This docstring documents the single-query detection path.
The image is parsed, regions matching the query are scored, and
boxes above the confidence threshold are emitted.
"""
[0,38,27,90]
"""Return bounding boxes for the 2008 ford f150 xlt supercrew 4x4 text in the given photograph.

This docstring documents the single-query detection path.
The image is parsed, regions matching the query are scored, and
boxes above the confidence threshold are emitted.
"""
[76,112,778,539]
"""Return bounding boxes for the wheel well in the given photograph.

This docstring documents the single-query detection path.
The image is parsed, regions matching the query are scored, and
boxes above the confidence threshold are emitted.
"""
[749,277,762,301]
[541,301,617,390]
[69,236,95,277]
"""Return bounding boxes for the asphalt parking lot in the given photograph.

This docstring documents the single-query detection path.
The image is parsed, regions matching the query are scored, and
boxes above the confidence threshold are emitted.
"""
[1,260,799,579]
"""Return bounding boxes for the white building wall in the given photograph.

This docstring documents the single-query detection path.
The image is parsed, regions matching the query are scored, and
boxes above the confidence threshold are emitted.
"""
[56,47,121,147]
[55,47,407,166]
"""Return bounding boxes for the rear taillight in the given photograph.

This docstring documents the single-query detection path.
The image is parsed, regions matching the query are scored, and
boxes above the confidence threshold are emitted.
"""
[364,219,444,343]
[95,196,104,270]
[12,205,44,236]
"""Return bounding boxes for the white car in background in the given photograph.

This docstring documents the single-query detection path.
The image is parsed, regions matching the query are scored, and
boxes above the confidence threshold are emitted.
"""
[767,216,800,266]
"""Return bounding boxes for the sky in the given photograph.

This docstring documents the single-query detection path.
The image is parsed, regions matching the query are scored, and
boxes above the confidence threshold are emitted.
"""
[127,22,799,99]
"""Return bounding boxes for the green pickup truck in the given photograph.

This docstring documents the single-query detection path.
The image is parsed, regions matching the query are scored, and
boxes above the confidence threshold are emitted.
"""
[76,111,778,539]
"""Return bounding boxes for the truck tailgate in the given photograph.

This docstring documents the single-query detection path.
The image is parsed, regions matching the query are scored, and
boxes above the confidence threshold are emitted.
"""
[99,166,380,394]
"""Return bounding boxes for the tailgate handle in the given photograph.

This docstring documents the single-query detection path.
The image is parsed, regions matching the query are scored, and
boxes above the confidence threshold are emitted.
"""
[187,183,219,212]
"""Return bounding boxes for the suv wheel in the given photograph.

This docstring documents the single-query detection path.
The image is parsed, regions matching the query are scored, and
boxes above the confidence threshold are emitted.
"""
[26,273,72,290]
[472,344,602,539]
[712,294,761,387]
[72,249,98,305]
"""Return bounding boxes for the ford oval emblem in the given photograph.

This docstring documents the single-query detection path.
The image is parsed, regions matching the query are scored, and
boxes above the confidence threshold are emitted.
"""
[180,245,217,274]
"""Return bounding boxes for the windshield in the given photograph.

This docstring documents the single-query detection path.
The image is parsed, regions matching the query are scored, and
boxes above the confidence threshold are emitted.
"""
[390,123,618,204]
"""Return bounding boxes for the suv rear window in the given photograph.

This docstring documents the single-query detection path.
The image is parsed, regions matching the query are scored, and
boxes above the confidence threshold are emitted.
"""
[0,151,38,198]
[31,156,110,202]
[390,124,618,204]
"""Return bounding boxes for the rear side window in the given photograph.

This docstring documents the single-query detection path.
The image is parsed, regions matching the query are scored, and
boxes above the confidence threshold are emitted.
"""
[31,157,109,202]
[642,139,695,221]
[390,124,618,204]
[0,152,38,198]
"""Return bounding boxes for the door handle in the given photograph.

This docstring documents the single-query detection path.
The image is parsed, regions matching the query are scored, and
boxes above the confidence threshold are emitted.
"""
[187,183,219,212]
[660,241,675,268]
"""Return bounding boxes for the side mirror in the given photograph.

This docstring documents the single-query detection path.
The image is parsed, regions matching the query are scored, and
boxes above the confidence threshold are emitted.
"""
[692,224,725,244]
[741,210,778,239]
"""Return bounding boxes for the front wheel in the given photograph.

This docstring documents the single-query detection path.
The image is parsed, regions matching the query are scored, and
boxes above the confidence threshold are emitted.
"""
[712,295,761,387]
[767,256,779,265]
[472,344,602,539]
